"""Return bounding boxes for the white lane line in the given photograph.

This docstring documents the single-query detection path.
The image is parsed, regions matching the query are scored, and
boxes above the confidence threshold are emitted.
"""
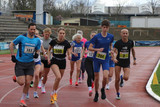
[0,86,20,103]
[0,76,12,80]
[0,68,13,73]
[103,52,149,107]
[105,99,116,107]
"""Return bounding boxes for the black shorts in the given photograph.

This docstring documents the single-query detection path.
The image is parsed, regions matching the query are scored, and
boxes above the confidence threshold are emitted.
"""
[41,59,50,68]
[15,61,34,77]
[50,57,66,69]
[115,61,130,68]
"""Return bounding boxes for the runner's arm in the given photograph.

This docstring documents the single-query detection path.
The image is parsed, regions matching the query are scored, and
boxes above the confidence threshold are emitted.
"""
[67,47,71,60]
[9,42,15,56]
[88,43,103,52]
[131,47,136,65]
[47,45,52,64]
[112,47,118,63]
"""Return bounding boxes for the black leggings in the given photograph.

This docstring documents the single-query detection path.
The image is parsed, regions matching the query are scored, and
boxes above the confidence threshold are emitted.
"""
[81,58,86,73]
[85,58,94,87]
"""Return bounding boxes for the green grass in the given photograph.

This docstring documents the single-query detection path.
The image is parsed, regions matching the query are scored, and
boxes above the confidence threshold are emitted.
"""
[151,84,160,96]
[0,49,17,55]
[151,64,160,97]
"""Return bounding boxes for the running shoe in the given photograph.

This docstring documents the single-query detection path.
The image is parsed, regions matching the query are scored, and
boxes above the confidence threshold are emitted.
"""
[12,75,16,82]
[20,100,27,107]
[92,82,94,89]
[30,81,33,88]
[69,79,72,85]
[26,93,29,99]
[105,84,110,90]
[78,78,82,83]
[75,81,78,86]
[38,80,42,89]
[41,85,46,94]
[89,90,92,96]
[34,91,39,98]
[101,88,106,100]
[50,94,54,104]
[120,75,124,87]
[53,93,57,101]
[93,92,99,102]
[116,92,120,100]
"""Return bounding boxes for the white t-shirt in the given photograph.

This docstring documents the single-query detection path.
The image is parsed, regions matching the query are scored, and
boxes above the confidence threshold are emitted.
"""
[34,40,43,62]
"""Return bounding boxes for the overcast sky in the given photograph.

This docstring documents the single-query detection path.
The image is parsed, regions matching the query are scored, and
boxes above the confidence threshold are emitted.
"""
[99,0,149,6]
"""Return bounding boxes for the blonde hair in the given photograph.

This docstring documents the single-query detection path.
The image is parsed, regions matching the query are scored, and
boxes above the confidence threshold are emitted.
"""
[43,28,52,34]
[90,31,97,35]
[72,33,82,41]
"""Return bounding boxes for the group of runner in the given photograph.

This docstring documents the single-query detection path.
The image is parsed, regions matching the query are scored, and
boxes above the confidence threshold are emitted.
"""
[9,19,136,106]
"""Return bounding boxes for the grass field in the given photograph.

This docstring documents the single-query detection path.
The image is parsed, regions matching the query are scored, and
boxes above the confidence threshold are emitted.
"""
[0,49,17,55]
[151,64,160,97]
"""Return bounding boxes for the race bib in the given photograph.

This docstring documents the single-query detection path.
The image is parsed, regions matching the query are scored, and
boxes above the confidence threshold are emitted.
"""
[24,46,35,53]
[74,47,82,53]
[87,51,94,57]
[96,52,106,60]
[119,52,129,59]
[53,45,64,54]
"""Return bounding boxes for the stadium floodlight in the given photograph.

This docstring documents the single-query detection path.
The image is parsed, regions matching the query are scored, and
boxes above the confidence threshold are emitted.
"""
[36,0,43,24]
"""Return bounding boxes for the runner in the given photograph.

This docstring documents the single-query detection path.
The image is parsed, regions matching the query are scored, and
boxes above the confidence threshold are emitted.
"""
[88,19,114,102]
[106,42,115,90]
[40,28,52,94]
[32,29,47,98]
[112,29,136,100]
[10,23,41,106]
[77,30,87,82]
[47,27,71,104]
[84,31,97,96]
[70,33,84,86]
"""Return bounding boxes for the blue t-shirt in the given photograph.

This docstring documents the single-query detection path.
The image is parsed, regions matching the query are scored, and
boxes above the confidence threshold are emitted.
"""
[71,41,83,59]
[85,41,94,59]
[90,33,114,61]
[13,35,41,62]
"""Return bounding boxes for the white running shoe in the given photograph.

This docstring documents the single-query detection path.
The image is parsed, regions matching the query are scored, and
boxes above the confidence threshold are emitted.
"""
[34,91,39,98]
[105,84,110,90]
[38,80,42,89]
[41,85,46,94]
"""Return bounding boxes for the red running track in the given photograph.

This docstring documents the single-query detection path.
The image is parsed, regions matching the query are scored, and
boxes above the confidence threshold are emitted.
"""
[0,47,160,107]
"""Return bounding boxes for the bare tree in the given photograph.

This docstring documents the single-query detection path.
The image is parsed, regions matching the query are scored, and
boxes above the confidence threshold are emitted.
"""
[112,0,128,15]
[148,0,160,14]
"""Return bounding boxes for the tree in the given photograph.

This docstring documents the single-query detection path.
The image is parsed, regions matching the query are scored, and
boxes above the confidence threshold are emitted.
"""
[112,0,128,15]
[148,0,160,14]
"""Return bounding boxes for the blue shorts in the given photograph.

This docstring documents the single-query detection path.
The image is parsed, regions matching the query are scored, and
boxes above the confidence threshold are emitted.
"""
[109,58,115,67]
[93,59,109,72]
[35,60,41,65]
[71,57,80,61]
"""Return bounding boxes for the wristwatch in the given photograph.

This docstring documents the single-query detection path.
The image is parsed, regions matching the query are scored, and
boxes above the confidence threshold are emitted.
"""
[134,57,136,60]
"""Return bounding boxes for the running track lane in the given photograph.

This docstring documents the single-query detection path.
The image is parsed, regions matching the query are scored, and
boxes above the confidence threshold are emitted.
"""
[0,47,160,107]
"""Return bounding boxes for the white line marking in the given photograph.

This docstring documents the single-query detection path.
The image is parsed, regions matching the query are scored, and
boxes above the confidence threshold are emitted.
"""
[0,68,13,73]
[105,99,116,107]
[0,76,12,80]
[0,86,20,103]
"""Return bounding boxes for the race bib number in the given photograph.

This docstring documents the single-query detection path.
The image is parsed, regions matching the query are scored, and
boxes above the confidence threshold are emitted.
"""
[119,52,129,59]
[87,51,94,57]
[53,45,64,54]
[24,46,35,53]
[74,47,82,53]
[96,52,106,60]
